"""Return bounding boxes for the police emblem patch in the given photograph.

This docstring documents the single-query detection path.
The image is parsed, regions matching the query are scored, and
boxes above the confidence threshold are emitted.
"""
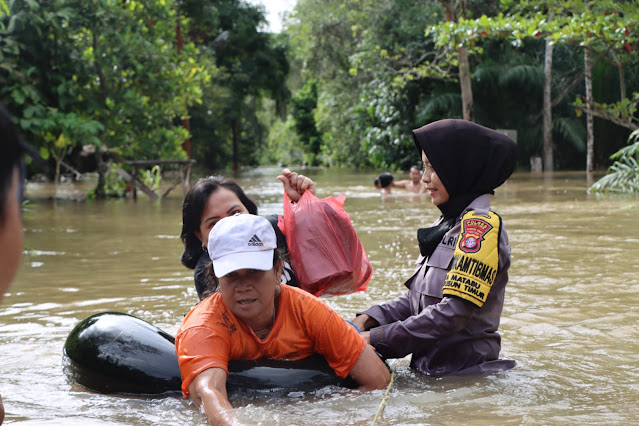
[443,209,501,308]
[459,217,493,253]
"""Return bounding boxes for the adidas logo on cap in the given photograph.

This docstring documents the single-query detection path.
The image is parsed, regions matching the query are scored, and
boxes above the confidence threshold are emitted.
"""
[248,234,263,246]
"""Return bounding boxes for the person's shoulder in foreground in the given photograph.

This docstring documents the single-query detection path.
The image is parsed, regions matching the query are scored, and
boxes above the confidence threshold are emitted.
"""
[0,101,27,426]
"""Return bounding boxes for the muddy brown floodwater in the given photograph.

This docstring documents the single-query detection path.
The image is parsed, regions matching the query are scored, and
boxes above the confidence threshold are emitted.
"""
[2,167,638,425]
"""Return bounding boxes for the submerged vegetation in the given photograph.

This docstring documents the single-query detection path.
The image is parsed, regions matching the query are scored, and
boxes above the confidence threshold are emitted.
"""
[589,130,639,193]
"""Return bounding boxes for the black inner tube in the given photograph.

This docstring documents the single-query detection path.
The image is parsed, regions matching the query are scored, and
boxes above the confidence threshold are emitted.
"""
[63,312,354,396]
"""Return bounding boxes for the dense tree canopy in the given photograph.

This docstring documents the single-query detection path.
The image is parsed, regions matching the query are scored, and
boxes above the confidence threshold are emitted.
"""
[2,0,638,195]
[180,0,290,171]
[1,0,210,196]
[286,0,639,172]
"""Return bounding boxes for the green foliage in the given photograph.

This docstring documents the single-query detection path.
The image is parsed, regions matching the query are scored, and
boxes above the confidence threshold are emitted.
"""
[86,162,127,199]
[429,1,639,123]
[499,64,544,89]
[416,92,462,124]
[41,109,104,182]
[0,0,211,197]
[553,117,586,152]
[2,0,639,181]
[356,80,415,169]
[589,130,639,193]
[429,1,638,53]
[71,0,208,159]
[290,79,321,162]
[182,0,290,171]
[262,112,304,166]
[142,165,161,192]
[314,80,371,167]
[289,0,445,169]
[287,0,636,170]
[575,92,639,127]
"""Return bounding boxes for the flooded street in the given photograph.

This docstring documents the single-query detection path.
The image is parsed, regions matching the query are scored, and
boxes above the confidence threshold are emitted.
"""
[1,167,638,425]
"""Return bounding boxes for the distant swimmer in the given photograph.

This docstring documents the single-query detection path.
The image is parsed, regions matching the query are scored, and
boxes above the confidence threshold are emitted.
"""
[392,165,428,193]
[374,172,394,194]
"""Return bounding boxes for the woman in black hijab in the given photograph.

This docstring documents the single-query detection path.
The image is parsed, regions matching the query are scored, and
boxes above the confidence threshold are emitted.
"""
[353,119,517,376]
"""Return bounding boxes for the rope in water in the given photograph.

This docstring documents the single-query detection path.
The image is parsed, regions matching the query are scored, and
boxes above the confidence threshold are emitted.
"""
[371,366,396,426]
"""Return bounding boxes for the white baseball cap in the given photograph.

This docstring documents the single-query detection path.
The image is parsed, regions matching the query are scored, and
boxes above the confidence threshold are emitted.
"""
[207,214,277,278]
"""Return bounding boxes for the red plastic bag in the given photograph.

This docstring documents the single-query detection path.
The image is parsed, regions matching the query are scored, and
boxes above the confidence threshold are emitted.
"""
[278,191,372,297]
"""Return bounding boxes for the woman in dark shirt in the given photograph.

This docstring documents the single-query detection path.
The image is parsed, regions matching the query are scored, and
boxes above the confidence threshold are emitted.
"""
[180,169,313,300]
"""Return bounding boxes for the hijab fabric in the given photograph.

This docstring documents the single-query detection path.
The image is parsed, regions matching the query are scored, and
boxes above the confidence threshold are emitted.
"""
[412,119,517,258]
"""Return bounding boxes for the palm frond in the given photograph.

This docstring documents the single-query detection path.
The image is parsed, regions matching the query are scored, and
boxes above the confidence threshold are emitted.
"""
[416,92,461,123]
[589,131,639,193]
[611,129,639,160]
[553,117,586,152]
[472,63,501,85]
[498,65,544,89]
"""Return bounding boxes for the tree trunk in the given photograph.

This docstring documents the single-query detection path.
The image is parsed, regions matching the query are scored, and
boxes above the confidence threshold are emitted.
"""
[231,118,240,174]
[584,48,595,173]
[543,37,554,172]
[55,158,62,185]
[618,61,626,102]
[611,51,626,101]
[92,26,109,199]
[459,47,474,122]
[95,151,107,199]
[176,9,192,159]
[443,0,473,122]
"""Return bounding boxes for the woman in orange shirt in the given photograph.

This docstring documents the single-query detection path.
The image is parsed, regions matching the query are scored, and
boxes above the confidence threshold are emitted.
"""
[176,214,390,426]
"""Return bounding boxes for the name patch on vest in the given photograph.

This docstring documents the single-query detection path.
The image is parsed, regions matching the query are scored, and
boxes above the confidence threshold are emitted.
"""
[443,210,501,308]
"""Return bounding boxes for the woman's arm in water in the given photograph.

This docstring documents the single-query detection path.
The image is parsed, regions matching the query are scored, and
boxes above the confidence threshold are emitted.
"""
[188,368,243,426]
[277,168,316,202]
[351,314,379,332]
[348,344,391,391]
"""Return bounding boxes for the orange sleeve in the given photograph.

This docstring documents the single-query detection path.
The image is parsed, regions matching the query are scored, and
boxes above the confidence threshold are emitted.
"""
[316,310,367,378]
[176,326,231,397]
[291,289,366,379]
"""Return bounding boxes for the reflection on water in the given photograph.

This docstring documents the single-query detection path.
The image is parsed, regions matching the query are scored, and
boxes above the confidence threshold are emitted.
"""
[2,168,639,425]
